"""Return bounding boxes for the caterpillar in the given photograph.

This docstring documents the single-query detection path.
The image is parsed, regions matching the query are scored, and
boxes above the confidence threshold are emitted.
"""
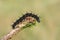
[12,13,40,29]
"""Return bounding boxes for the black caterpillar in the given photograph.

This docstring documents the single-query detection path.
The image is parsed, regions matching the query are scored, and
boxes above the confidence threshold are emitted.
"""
[12,13,40,29]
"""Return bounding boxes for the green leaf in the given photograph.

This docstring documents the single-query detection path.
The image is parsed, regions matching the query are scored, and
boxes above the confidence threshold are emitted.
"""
[21,21,36,30]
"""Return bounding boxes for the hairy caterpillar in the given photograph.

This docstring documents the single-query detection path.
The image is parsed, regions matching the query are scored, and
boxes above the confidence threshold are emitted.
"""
[12,13,40,29]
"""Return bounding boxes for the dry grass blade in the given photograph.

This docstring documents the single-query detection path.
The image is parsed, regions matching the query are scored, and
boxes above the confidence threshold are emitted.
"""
[0,17,37,40]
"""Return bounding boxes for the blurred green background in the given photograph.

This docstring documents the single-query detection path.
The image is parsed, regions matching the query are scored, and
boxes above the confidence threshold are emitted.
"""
[0,0,60,40]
